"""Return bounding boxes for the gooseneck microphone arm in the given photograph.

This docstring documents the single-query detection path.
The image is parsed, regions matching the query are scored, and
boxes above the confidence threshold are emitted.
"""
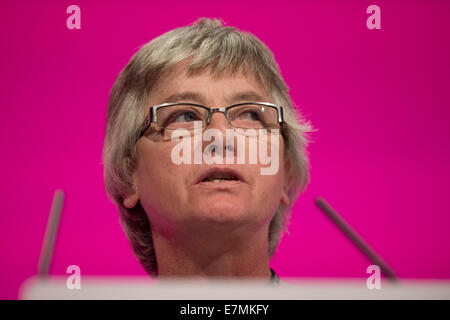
[37,189,65,277]
[315,196,398,283]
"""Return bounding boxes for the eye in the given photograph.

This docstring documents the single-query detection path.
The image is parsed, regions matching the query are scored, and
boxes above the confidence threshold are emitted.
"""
[243,110,262,121]
[235,109,263,122]
[173,111,200,122]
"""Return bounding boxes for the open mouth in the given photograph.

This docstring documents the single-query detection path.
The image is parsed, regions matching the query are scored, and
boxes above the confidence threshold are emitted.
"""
[196,168,245,185]
[202,173,239,183]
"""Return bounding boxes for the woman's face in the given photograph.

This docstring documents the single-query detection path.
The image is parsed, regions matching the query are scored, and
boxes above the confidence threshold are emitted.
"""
[124,65,291,238]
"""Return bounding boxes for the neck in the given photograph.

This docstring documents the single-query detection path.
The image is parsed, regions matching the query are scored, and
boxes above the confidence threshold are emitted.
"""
[152,224,272,280]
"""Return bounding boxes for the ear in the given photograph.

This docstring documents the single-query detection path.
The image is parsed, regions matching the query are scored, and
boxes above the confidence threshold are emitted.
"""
[280,156,293,207]
[123,191,139,209]
[123,172,140,208]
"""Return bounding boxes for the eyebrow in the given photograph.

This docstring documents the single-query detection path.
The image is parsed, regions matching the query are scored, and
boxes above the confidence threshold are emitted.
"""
[229,91,268,104]
[160,91,269,106]
[161,92,205,104]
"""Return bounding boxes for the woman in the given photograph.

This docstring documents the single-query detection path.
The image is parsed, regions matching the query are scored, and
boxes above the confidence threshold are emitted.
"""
[103,18,311,283]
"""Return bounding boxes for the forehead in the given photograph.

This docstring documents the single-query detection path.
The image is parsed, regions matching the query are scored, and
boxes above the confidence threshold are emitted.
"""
[149,62,271,105]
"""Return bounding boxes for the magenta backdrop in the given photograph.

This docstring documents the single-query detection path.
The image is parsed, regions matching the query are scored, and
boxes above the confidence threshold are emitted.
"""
[1,0,450,299]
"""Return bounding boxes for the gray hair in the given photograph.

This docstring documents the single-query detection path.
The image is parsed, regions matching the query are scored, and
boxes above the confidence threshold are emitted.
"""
[103,18,312,276]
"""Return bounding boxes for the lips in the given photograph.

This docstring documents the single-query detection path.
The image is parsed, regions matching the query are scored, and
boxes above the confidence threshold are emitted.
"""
[195,167,245,185]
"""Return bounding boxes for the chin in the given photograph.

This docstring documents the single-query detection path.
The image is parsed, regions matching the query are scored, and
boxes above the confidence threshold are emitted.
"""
[194,201,253,226]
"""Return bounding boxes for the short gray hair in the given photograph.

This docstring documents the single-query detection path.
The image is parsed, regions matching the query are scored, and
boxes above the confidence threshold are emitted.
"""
[103,18,312,276]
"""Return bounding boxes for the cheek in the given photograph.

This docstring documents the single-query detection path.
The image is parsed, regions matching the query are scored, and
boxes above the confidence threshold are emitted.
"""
[252,136,286,211]
[255,169,285,205]
[134,141,186,214]
[138,143,172,183]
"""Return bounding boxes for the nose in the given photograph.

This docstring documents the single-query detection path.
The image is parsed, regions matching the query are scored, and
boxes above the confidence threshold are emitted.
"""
[207,109,233,132]
[202,109,236,158]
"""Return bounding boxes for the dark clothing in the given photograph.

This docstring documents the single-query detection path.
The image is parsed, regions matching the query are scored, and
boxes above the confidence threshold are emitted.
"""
[269,268,280,286]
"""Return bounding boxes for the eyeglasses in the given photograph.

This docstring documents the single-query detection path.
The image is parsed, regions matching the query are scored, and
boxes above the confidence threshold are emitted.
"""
[139,102,283,138]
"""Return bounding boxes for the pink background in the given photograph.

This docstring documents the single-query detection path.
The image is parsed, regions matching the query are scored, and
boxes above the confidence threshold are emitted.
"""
[1,0,450,299]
